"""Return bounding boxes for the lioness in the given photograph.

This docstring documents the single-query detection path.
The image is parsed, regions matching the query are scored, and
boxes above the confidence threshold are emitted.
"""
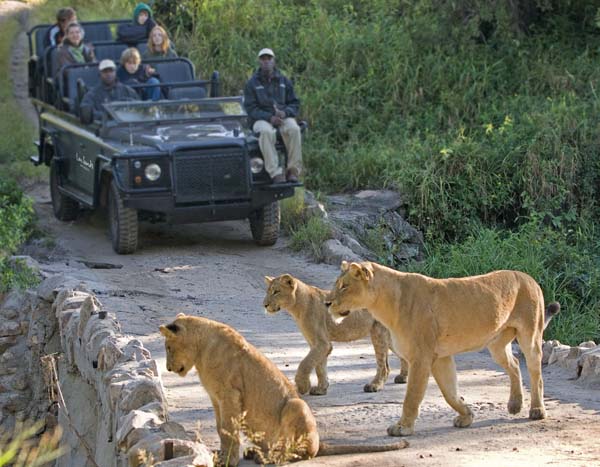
[264,274,408,395]
[325,261,560,437]
[160,314,408,466]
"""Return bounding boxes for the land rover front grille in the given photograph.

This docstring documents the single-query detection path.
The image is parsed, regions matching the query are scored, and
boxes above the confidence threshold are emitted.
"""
[174,148,249,203]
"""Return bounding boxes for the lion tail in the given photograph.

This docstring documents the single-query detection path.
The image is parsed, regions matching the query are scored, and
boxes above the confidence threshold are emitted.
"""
[544,302,560,329]
[317,439,409,457]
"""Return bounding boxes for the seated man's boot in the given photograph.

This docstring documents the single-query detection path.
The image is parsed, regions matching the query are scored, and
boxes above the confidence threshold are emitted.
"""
[272,173,286,184]
[286,168,299,183]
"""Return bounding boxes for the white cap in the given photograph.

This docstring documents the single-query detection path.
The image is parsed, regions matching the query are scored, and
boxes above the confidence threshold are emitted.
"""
[98,59,116,71]
[257,48,275,58]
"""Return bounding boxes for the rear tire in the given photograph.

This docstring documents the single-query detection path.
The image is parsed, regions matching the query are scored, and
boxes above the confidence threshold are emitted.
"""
[50,160,79,221]
[249,201,280,246]
[108,179,138,254]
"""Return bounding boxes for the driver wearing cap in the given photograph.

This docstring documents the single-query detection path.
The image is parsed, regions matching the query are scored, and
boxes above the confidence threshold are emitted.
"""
[80,59,139,123]
[243,48,302,184]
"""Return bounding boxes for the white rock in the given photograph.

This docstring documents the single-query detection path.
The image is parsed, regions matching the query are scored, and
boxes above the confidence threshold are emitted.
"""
[321,239,363,265]
[116,409,162,450]
[578,346,600,385]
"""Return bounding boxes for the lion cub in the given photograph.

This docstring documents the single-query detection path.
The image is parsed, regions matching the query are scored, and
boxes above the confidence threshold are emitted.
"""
[264,274,408,395]
[160,314,408,466]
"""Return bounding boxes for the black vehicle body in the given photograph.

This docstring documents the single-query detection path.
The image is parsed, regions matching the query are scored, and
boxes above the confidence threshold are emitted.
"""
[27,20,301,254]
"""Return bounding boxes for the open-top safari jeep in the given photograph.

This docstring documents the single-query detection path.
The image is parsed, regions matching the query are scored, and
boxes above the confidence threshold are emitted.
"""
[27,19,302,254]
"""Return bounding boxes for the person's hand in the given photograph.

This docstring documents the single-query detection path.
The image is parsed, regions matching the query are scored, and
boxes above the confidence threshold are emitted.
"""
[275,109,286,119]
[270,115,283,126]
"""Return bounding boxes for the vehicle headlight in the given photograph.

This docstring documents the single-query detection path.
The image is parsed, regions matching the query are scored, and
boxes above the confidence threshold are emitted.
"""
[144,163,162,181]
[250,157,264,174]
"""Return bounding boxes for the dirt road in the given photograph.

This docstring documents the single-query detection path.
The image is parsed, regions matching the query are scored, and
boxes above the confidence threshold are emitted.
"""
[5,3,600,465]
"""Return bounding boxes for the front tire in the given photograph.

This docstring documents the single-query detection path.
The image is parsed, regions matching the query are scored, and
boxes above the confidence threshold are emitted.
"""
[50,160,79,221]
[249,201,280,246]
[108,179,138,254]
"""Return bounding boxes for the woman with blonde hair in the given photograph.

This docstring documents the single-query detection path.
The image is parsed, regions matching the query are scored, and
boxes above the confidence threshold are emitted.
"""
[143,25,177,59]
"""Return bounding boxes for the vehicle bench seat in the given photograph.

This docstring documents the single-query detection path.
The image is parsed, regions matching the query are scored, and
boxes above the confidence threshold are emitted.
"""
[146,58,207,100]
[61,64,101,114]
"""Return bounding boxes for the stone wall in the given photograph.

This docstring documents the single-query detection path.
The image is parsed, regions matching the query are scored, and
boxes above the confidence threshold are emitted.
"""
[543,339,600,385]
[0,265,213,467]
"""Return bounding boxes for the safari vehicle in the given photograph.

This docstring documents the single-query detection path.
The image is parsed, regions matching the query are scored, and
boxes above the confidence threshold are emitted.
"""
[27,20,301,254]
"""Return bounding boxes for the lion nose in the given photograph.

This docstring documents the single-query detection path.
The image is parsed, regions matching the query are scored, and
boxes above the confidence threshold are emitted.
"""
[324,301,332,307]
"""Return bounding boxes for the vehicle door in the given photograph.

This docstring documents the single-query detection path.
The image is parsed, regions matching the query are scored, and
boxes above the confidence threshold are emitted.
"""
[49,116,98,205]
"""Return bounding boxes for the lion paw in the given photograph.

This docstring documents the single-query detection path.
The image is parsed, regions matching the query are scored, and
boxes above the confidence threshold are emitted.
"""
[394,374,407,384]
[529,407,546,420]
[295,378,311,395]
[387,423,414,436]
[216,451,239,467]
[507,398,523,414]
[309,386,328,396]
[364,382,383,392]
[453,410,474,428]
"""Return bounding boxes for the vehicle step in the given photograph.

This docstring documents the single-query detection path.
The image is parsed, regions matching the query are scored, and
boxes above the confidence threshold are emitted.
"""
[258,181,303,191]
[59,184,94,208]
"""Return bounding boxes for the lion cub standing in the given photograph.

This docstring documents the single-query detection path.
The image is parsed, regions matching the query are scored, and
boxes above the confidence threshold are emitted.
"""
[264,274,408,395]
[160,314,408,466]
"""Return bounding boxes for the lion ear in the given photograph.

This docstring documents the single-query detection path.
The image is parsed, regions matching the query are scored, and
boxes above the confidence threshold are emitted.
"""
[341,261,349,272]
[362,263,374,281]
[176,312,186,318]
[281,274,296,288]
[264,276,274,286]
[160,323,180,338]
[349,262,373,281]
[348,262,363,278]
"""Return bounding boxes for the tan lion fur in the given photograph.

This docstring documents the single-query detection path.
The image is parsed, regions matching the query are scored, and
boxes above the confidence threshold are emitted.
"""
[264,274,408,395]
[325,261,560,437]
[159,314,409,466]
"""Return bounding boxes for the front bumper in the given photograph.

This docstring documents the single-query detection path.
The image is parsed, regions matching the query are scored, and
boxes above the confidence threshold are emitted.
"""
[120,183,297,223]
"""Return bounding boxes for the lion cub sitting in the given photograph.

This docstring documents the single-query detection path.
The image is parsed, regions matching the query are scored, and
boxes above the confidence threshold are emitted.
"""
[160,314,408,466]
[264,274,408,395]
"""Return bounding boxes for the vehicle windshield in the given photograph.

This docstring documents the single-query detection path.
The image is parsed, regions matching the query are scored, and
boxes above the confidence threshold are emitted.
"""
[103,97,246,123]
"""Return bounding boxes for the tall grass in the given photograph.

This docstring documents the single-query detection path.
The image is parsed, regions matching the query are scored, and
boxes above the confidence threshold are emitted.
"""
[158,1,600,238]
[0,19,35,166]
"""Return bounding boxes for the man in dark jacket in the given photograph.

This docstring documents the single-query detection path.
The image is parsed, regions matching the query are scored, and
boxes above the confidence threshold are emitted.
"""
[80,59,139,123]
[243,48,301,184]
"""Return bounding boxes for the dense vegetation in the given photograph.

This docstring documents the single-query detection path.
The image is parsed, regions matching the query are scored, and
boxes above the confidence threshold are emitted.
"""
[153,0,600,344]
[0,0,598,343]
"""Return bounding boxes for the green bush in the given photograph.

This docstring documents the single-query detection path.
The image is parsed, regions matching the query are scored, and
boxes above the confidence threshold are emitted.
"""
[0,176,36,292]
[158,0,600,241]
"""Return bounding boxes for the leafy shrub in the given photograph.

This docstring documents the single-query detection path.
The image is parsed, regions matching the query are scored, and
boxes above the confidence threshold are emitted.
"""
[0,177,34,259]
[158,0,600,241]
[0,176,36,292]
